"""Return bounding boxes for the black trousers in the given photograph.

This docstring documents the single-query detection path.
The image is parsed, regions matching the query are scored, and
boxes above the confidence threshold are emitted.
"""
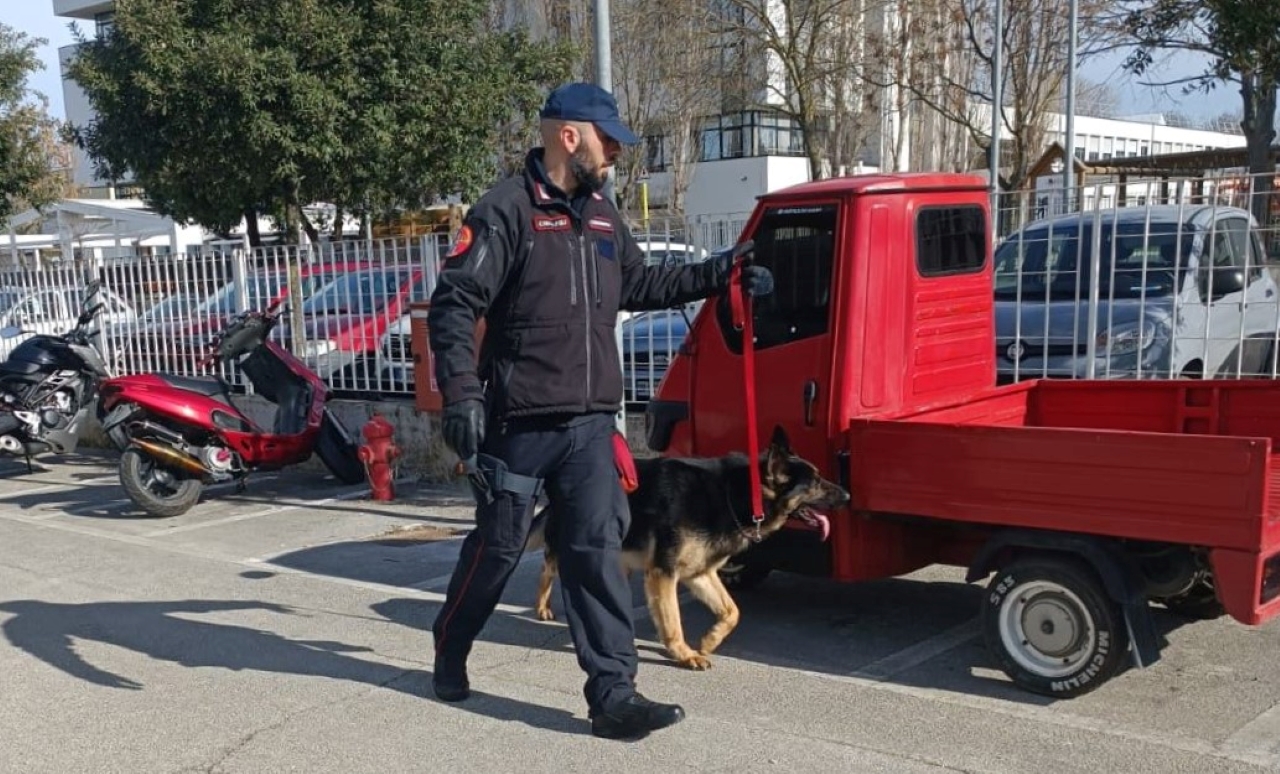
[431,411,637,714]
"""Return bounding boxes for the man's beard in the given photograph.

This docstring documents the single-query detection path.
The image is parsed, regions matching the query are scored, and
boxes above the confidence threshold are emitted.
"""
[569,147,608,193]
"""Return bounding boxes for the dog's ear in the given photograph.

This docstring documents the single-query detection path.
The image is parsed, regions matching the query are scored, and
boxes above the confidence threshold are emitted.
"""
[770,424,790,452]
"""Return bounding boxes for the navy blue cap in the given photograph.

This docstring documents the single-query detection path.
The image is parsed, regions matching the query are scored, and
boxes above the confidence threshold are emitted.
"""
[540,82,640,145]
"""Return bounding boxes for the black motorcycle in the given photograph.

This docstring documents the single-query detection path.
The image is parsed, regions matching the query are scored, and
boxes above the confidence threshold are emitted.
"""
[0,279,114,465]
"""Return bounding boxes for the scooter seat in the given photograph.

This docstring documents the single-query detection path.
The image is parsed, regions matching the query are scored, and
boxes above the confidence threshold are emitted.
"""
[158,374,232,403]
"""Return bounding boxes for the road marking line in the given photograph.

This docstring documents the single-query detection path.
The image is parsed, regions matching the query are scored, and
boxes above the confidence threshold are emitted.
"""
[849,619,980,680]
[0,483,76,499]
[143,505,297,537]
[144,487,371,537]
[79,474,121,485]
[409,552,542,592]
[1220,700,1280,767]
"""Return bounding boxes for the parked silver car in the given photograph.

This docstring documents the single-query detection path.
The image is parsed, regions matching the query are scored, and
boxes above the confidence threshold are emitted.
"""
[994,204,1279,382]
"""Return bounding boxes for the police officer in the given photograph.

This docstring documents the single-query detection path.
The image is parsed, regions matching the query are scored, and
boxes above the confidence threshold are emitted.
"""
[426,82,773,740]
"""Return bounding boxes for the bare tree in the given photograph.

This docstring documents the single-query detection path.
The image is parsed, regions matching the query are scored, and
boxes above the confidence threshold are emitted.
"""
[1114,0,1279,226]
[870,0,1109,193]
[715,0,881,181]
[610,0,723,215]
[1204,111,1245,135]
[1075,78,1121,119]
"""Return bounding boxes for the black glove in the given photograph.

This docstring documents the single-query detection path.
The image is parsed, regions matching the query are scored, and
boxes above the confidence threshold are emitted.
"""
[441,398,485,461]
[715,252,774,298]
[740,264,774,297]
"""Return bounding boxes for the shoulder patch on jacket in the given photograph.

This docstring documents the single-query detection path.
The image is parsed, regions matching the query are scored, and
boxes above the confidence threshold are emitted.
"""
[587,216,614,234]
[445,225,474,259]
[533,214,571,231]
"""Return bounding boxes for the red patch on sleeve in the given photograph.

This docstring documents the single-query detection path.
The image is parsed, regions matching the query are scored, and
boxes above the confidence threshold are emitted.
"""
[446,225,474,258]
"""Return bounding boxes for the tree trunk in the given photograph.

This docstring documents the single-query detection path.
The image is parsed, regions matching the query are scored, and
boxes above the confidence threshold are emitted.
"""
[243,207,262,248]
[283,184,319,244]
[1241,75,1278,230]
[297,205,320,244]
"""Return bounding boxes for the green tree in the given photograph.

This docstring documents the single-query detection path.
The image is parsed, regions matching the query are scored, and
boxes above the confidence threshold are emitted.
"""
[1118,0,1280,224]
[66,0,573,243]
[0,25,71,228]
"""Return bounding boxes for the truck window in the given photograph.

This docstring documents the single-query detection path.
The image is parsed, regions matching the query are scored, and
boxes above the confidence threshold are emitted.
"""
[715,203,837,352]
[916,205,986,277]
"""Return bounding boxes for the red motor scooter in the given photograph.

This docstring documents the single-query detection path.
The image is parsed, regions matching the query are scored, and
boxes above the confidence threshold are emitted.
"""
[97,300,366,517]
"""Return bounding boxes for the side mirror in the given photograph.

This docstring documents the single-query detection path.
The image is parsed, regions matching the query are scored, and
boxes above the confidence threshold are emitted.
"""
[1200,266,1246,299]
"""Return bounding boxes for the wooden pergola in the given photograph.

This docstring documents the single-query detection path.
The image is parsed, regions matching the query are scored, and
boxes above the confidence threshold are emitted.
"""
[1027,141,1280,206]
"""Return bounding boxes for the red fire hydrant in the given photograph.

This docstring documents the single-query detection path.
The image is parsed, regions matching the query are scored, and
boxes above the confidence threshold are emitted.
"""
[358,413,401,501]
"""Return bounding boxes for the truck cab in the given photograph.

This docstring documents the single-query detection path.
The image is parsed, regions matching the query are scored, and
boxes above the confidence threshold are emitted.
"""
[648,173,994,474]
[646,173,1280,698]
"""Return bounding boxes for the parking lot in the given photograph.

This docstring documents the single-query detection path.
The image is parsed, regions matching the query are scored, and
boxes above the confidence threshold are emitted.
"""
[1,450,1279,773]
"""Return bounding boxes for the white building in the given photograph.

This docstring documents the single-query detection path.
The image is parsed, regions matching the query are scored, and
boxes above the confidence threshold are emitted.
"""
[54,0,120,198]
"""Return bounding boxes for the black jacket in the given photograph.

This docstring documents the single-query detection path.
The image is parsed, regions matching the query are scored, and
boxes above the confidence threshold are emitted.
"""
[428,149,730,420]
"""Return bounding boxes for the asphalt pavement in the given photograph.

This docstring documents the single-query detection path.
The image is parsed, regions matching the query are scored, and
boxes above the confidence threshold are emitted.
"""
[1,450,1279,773]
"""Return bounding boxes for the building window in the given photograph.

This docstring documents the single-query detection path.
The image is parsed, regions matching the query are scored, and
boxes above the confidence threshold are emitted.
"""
[698,111,807,162]
[644,135,668,172]
[95,11,115,39]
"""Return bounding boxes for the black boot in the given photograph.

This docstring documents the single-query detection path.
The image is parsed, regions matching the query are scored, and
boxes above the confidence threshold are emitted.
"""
[432,652,470,702]
[589,693,686,740]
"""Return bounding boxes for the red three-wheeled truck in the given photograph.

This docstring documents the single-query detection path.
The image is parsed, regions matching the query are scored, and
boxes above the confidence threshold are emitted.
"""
[644,172,1280,698]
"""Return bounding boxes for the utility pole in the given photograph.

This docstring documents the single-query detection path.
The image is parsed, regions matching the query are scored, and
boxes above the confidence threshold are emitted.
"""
[990,0,1003,243]
[1064,0,1078,214]
[595,0,627,434]
[595,0,616,205]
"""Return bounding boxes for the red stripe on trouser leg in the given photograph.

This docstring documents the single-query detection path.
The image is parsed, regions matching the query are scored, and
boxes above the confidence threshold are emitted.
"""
[435,536,486,653]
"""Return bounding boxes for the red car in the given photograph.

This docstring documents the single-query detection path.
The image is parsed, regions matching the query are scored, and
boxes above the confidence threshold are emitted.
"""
[125,262,369,376]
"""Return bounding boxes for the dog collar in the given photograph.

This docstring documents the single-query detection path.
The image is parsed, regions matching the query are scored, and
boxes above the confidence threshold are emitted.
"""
[725,487,765,543]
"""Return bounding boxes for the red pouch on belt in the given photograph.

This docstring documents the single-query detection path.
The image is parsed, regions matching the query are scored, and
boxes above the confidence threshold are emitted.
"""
[612,430,639,493]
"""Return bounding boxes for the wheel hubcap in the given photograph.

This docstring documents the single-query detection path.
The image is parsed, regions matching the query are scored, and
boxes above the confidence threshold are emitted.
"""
[997,579,1096,678]
[1022,595,1082,657]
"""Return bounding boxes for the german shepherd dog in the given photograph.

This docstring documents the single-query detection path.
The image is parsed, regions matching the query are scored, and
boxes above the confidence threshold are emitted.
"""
[525,425,850,670]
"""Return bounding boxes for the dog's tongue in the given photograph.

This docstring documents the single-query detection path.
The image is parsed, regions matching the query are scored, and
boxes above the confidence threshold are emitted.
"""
[796,508,831,542]
[813,512,830,542]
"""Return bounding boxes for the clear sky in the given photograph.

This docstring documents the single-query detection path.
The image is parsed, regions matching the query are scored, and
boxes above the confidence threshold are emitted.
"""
[1,0,1251,126]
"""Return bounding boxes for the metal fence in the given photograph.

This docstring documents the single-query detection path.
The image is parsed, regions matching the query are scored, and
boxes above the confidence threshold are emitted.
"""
[0,236,447,397]
[618,169,1280,405]
[7,169,1278,411]
[994,169,1280,384]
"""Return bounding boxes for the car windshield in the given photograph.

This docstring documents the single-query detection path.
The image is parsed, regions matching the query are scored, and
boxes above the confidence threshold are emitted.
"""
[302,268,409,315]
[141,294,198,323]
[994,221,1196,300]
[197,274,288,315]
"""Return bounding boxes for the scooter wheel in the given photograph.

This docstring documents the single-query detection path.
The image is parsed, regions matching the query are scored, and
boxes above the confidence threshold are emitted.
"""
[120,447,203,518]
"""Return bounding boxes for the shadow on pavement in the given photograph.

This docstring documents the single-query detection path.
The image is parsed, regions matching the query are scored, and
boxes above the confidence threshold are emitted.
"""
[0,598,587,736]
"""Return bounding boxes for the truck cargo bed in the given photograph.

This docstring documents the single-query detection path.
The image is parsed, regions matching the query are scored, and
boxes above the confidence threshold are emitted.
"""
[849,380,1280,552]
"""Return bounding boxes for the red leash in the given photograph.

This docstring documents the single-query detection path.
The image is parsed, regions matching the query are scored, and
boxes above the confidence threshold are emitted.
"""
[728,242,764,540]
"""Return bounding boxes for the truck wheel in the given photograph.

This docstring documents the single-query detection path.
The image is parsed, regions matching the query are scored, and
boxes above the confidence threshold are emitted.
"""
[120,447,203,518]
[316,408,366,485]
[718,558,771,591]
[982,556,1129,698]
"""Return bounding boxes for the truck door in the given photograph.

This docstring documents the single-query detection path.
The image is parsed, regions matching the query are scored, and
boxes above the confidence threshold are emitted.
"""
[700,202,841,466]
